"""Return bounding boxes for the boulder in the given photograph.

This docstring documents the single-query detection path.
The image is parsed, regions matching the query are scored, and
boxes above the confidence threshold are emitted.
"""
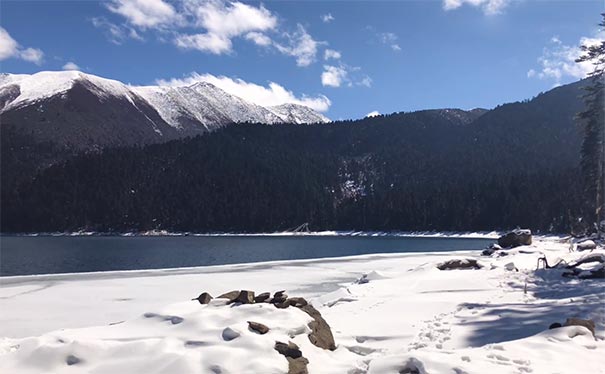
[217,290,240,303]
[482,243,503,256]
[564,318,596,337]
[437,259,482,271]
[235,290,255,304]
[192,292,213,304]
[254,292,271,303]
[274,290,287,298]
[247,321,269,335]
[299,304,337,351]
[497,229,532,248]
[270,295,288,304]
[549,322,562,329]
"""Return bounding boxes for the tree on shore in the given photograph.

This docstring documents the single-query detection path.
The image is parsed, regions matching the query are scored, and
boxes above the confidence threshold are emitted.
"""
[575,13,605,235]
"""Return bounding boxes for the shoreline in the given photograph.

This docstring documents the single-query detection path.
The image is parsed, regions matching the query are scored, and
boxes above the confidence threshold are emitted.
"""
[2,230,509,238]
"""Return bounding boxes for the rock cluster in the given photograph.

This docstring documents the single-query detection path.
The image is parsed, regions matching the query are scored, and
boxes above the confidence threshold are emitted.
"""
[191,289,337,373]
[548,318,596,338]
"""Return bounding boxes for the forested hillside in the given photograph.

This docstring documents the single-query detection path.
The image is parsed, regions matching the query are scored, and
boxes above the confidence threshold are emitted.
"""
[1,79,590,233]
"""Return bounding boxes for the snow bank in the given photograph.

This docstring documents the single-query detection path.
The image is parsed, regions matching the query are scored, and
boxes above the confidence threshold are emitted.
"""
[1,236,603,373]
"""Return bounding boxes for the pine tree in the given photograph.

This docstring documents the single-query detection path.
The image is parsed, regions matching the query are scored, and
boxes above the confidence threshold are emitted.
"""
[575,13,605,234]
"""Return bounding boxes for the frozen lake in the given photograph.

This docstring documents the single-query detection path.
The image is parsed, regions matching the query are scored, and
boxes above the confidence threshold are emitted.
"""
[0,235,494,276]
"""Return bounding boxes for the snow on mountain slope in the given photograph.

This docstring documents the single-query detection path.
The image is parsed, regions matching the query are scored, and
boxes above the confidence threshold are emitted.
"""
[0,71,137,112]
[0,71,330,130]
[267,103,331,124]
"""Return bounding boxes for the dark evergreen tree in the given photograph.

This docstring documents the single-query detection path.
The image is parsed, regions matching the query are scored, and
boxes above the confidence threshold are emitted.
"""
[575,13,605,234]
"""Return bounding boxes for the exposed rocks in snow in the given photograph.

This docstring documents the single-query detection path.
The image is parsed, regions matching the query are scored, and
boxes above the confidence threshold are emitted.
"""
[65,354,82,366]
[482,243,504,256]
[254,292,271,303]
[299,304,337,351]
[497,229,532,248]
[192,292,213,304]
[288,297,308,307]
[437,259,483,270]
[576,240,597,251]
[247,321,269,335]
[217,290,240,303]
[221,327,241,341]
[274,341,309,374]
[564,318,596,338]
[235,290,255,304]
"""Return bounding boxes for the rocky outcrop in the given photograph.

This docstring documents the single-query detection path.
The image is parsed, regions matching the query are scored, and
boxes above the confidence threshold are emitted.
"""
[437,259,482,270]
[254,292,271,303]
[498,229,532,248]
[217,290,240,303]
[235,290,255,304]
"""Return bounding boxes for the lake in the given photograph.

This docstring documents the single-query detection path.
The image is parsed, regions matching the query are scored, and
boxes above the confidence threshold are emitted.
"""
[0,235,494,276]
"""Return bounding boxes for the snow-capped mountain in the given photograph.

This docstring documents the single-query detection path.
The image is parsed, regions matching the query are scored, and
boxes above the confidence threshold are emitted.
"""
[0,71,329,149]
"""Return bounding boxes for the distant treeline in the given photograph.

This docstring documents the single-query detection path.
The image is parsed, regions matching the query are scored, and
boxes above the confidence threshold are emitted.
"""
[0,80,592,233]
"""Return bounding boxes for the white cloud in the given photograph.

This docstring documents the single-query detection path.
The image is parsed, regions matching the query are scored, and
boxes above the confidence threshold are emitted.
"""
[321,13,335,23]
[245,31,272,46]
[321,65,348,87]
[62,61,81,71]
[92,17,144,45]
[379,32,401,52]
[19,48,44,65]
[324,49,341,60]
[174,1,276,54]
[274,24,321,67]
[156,72,331,112]
[443,0,511,15]
[0,27,18,60]
[106,0,179,28]
[366,111,380,118]
[528,33,604,85]
[359,76,373,88]
[321,64,372,88]
[0,27,44,64]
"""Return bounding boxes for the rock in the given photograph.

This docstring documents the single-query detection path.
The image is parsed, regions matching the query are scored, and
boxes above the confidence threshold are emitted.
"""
[497,229,532,248]
[274,301,290,309]
[576,240,597,251]
[274,290,287,298]
[235,290,255,304]
[254,292,271,303]
[437,259,482,270]
[192,292,213,304]
[274,341,308,374]
[270,296,288,304]
[288,297,308,307]
[549,322,562,329]
[274,341,302,358]
[564,318,596,337]
[299,304,337,351]
[221,327,240,341]
[217,290,240,303]
[504,262,518,272]
[248,321,269,334]
[482,243,503,256]
[66,355,82,366]
[286,356,309,374]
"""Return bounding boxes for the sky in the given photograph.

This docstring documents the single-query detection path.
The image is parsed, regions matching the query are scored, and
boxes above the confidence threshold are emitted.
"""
[0,0,603,120]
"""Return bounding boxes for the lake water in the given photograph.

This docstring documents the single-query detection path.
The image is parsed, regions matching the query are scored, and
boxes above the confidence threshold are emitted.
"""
[0,235,494,276]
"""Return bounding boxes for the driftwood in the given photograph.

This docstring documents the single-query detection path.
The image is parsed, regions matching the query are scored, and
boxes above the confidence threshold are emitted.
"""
[537,254,605,279]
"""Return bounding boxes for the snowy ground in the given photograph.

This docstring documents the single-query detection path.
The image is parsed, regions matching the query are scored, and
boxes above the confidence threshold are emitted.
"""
[0,236,603,373]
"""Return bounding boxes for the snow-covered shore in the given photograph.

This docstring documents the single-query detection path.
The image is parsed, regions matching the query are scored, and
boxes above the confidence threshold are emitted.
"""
[12,230,504,238]
[0,236,603,373]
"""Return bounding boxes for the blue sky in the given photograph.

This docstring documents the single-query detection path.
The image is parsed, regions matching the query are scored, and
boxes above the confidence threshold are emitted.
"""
[1,0,603,119]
